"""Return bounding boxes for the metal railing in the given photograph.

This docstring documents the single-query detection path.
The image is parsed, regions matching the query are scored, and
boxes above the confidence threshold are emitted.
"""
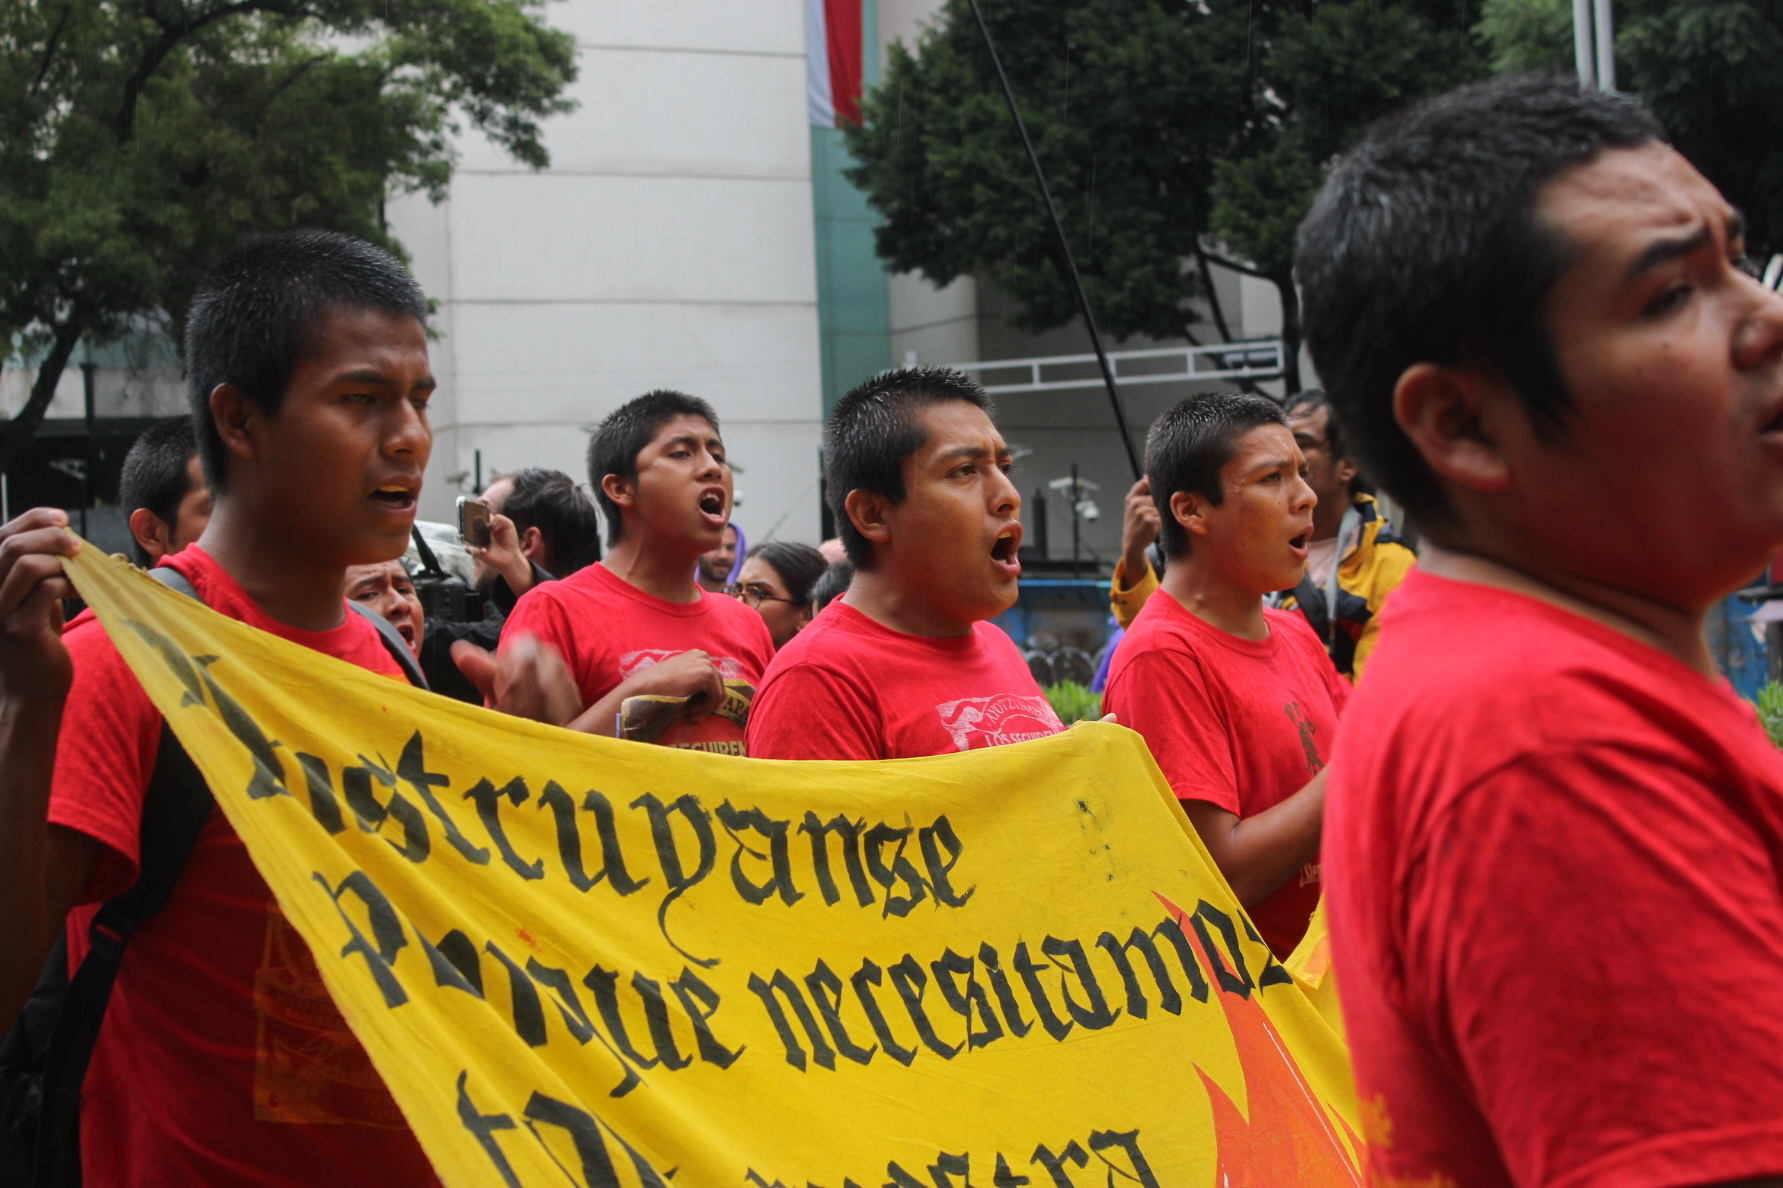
[947,339,1284,395]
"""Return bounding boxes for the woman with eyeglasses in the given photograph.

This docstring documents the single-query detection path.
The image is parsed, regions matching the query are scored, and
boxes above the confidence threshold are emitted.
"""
[729,540,827,650]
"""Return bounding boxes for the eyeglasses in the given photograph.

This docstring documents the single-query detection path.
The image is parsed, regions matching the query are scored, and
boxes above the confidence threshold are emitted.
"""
[725,583,800,610]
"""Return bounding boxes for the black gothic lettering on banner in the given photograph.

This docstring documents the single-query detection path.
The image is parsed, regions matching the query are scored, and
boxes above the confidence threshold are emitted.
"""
[465,776,545,880]
[631,792,719,967]
[398,731,490,863]
[1094,917,1208,1018]
[850,959,919,1067]
[1188,900,1254,998]
[1240,911,1298,990]
[421,928,484,997]
[801,813,873,907]
[717,800,805,906]
[311,869,408,1008]
[743,1128,1158,1188]
[930,948,1003,1051]
[538,783,650,895]
[863,824,929,918]
[455,1071,671,1188]
[342,752,430,862]
[805,959,877,1065]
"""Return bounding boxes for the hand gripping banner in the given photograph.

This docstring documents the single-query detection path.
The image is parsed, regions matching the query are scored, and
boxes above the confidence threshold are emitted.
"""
[62,542,1361,1188]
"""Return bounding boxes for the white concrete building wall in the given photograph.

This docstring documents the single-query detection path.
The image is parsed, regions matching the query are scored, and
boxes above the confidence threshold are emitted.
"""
[389,0,827,544]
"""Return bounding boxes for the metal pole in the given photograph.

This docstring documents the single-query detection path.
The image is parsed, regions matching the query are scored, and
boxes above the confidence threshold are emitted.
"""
[1070,463,1082,576]
[1572,0,1596,88]
[966,0,1142,481]
[1592,0,1615,91]
[81,355,96,539]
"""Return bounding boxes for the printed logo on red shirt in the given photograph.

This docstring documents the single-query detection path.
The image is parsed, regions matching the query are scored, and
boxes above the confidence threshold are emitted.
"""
[1284,700,1325,775]
[619,648,750,681]
[933,694,1063,752]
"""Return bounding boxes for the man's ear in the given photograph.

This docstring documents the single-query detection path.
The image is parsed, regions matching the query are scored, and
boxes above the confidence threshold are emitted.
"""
[600,473,636,512]
[128,508,172,562]
[1334,454,1360,487]
[208,383,260,467]
[844,489,892,548]
[1393,363,1512,495]
[1168,489,1210,541]
[518,525,545,564]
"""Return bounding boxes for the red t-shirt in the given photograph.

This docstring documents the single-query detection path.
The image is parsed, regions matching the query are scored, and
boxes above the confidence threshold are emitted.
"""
[1327,570,1783,1188]
[746,601,1063,760]
[500,561,774,754]
[1102,591,1348,957]
[49,546,437,1188]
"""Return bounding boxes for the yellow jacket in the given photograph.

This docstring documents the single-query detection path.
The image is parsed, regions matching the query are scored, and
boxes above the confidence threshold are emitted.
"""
[1107,493,1415,680]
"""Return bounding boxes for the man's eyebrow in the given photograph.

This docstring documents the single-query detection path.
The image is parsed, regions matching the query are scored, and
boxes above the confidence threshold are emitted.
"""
[1624,222,1715,281]
[937,444,991,463]
[1251,454,1298,474]
[331,369,436,391]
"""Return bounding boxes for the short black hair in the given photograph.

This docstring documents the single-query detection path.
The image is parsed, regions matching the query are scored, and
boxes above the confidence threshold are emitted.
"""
[184,230,427,491]
[747,540,828,608]
[823,367,993,567]
[1146,392,1288,559]
[119,418,203,567]
[1283,389,1345,460]
[810,559,854,611]
[1296,74,1664,527]
[586,390,720,547]
[499,467,602,576]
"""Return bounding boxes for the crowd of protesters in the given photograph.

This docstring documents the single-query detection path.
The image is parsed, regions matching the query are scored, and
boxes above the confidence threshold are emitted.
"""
[3,72,1783,1188]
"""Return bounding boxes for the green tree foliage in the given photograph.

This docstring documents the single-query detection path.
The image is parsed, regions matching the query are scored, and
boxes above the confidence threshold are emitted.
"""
[1478,0,1783,257]
[844,0,1485,389]
[0,0,577,469]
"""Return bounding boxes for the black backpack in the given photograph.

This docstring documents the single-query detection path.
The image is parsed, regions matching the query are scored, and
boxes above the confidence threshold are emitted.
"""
[0,568,425,1188]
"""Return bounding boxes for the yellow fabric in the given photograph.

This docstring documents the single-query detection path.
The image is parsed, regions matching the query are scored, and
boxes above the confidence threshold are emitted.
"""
[1341,514,1416,679]
[1109,556,1160,630]
[1271,493,1418,682]
[1283,901,1346,1043]
[65,539,1361,1188]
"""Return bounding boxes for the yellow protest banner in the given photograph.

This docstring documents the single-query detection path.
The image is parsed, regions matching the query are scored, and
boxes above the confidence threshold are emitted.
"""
[63,540,1360,1188]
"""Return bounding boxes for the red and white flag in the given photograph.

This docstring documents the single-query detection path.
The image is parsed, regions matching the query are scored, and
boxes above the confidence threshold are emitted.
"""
[806,0,863,127]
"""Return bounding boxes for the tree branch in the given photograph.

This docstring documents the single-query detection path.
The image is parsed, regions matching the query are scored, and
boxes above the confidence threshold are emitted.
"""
[0,321,84,476]
[31,5,73,94]
[1194,245,1237,342]
[259,52,329,118]
[1198,246,1272,279]
[116,0,311,141]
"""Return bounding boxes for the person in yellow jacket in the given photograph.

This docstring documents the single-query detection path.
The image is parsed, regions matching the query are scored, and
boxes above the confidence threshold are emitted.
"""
[1108,389,1415,680]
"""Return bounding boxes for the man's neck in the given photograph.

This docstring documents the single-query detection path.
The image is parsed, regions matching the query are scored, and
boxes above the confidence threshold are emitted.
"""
[602,529,704,604]
[844,567,975,638]
[1418,542,1718,678]
[194,502,351,633]
[1311,485,1352,543]
[1159,554,1271,641]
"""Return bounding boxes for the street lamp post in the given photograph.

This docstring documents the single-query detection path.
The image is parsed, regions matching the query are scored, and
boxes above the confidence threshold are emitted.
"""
[1574,0,1615,90]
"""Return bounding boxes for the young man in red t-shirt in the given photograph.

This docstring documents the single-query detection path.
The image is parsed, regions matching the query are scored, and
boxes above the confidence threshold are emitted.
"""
[746,367,1061,760]
[0,231,441,1183]
[482,391,773,754]
[1102,392,1347,958]
[1298,76,1783,1187]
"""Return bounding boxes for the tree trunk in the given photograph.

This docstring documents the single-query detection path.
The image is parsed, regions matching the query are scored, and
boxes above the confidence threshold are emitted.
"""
[0,321,83,477]
[1273,272,1303,394]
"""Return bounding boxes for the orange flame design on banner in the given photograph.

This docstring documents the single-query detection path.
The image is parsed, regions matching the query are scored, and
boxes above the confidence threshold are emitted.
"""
[1157,894,1361,1188]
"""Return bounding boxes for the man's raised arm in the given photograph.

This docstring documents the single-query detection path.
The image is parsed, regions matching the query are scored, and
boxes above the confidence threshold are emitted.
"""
[0,509,99,1026]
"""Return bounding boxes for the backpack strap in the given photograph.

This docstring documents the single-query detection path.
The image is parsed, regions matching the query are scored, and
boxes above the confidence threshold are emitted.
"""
[32,722,211,1188]
[155,564,426,691]
[346,601,428,691]
[30,566,217,1187]
[26,565,424,1187]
